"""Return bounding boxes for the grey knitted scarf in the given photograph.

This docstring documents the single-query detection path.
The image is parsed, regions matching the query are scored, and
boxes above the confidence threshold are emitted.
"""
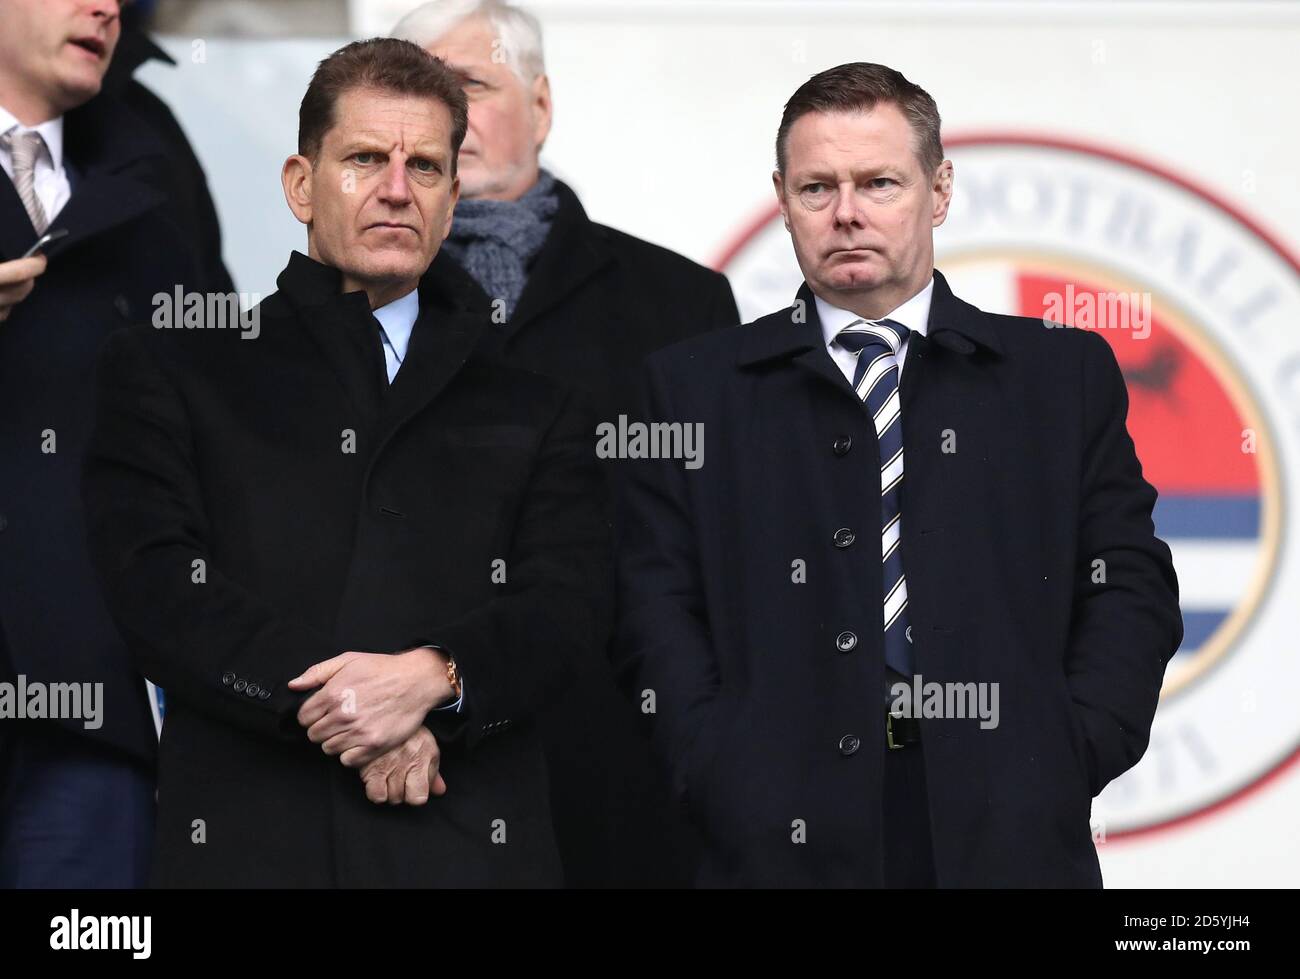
[441,169,559,319]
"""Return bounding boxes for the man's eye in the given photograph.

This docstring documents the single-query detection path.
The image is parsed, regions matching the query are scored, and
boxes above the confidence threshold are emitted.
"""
[870,178,896,189]
[354,152,377,165]
[803,183,828,194]
[411,159,437,173]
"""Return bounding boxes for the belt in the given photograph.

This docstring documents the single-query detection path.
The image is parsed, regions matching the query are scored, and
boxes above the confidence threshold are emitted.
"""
[885,668,921,750]
[886,709,922,750]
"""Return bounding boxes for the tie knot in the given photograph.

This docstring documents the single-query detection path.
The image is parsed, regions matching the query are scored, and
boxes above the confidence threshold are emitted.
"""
[835,317,909,356]
[2,128,46,170]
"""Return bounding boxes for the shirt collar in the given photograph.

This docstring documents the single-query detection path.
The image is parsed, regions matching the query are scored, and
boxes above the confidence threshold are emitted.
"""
[815,274,934,349]
[0,104,65,171]
[372,287,420,362]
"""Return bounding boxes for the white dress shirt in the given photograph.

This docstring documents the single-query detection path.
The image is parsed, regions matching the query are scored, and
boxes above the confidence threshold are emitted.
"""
[815,275,934,386]
[372,286,420,383]
[0,105,71,224]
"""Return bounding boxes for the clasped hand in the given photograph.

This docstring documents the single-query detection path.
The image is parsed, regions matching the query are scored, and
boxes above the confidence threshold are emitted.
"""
[288,648,454,805]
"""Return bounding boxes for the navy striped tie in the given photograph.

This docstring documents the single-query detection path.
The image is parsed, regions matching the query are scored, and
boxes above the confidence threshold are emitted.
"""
[834,318,915,680]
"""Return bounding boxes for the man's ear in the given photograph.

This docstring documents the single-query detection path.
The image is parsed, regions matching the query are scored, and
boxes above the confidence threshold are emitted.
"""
[531,73,553,152]
[282,154,314,226]
[772,169,792,232]
[931,159,954,228]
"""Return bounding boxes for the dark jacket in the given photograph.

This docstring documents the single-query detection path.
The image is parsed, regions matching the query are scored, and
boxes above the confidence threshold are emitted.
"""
[0,90,213,765]
[81,251,612,887]
[615,269,1183,887]
[427,177,740,887]
[103,28,235,296]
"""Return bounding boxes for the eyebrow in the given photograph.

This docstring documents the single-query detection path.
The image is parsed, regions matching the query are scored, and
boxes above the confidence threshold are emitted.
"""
[338,138,447,161]
[794,165,908,183]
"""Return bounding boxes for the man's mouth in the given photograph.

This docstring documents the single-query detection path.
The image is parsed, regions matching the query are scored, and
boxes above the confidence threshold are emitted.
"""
[68,36,107,59]
[367,222,418,234]
[67,35,107,59]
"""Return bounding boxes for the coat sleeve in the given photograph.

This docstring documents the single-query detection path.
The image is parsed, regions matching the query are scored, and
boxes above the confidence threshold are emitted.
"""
[612,353,724,813]
[415,388,613,752]
[1065,329,1183,796]
[81,328,337,743]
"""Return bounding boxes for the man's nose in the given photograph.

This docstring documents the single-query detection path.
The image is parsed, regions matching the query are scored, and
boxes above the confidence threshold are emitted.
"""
[87,0,120,22]
[831,183,865,229]
[377,160,413,205]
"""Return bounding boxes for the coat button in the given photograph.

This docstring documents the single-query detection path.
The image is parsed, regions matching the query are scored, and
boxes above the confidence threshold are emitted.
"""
[244,683,260,698]
[232,678,247,692]
[257,688,271,700]
[832,527,856,548]
[832,436,852,456]
[221,671,235,686]
[836,631,857,652]
[838,734,861,756]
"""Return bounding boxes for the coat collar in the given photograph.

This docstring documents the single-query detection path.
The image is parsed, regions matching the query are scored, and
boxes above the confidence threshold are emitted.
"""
[275,250,387,420]
[373,264,488,460]
[101,28,176,97]
[275,250,490,450]
[737,268,1003,368]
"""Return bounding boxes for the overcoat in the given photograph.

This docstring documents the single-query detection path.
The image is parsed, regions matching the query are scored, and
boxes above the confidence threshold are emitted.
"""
[615,269,1183,887]
[83,251,612,887]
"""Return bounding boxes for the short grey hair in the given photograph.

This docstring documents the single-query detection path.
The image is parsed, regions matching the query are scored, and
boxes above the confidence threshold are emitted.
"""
[391,0,546,83]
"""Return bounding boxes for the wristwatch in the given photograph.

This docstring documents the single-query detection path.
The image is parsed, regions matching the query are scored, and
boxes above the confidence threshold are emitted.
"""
[444,655,462,700]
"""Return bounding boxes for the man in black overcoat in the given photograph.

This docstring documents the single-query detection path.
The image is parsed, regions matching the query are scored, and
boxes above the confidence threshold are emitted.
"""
[82,37,610,887]
[616,63,1183,887]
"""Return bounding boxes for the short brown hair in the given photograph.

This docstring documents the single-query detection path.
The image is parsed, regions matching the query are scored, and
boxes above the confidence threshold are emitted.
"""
[298,37,469,172]
[775,62,943,176]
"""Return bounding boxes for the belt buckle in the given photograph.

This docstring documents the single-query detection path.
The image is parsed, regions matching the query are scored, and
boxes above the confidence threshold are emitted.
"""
[887,709,905,750]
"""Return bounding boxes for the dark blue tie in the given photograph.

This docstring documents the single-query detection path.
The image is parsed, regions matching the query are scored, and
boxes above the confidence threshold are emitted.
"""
[834,318,915,681]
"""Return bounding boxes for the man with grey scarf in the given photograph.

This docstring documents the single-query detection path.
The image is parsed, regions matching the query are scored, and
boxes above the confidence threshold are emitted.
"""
[393,0,739,889]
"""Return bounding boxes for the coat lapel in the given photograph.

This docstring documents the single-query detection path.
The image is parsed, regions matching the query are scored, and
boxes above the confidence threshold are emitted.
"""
[920,270,1004,361]
[38,172,164,257]
[739,281,858,399]
[0,96,168,261]
[371,286,489,461]
[898,268,1005,543]
[0,178,35,258]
